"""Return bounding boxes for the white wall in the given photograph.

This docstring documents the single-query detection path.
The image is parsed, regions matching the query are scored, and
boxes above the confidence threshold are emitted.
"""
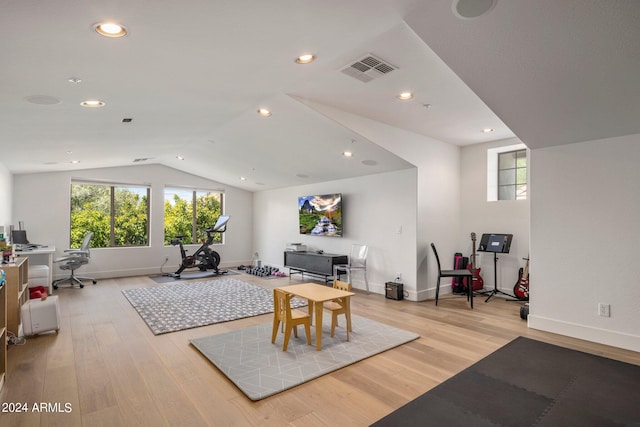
[253,169,418,297]
[301,101,460,300]
[529,133,640,352]
[12,164,254,279]
[0,161,12,232]
[461,138,530,295]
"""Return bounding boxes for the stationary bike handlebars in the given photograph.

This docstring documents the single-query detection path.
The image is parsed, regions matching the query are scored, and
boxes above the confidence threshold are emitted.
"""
[170,215,230,278]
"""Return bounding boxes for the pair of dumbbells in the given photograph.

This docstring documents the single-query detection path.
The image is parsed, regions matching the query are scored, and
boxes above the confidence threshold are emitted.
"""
[247,265,279,276]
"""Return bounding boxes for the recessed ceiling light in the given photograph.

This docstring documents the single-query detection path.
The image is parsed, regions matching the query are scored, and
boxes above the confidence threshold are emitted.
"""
[295,54,316,64]
[94,22,128,38]
[80,100,105,108]
[240,176,247,181]
[452,0,496,20]
[257,108,272,117]
[397,92,414,100]
[342,151,353,158]
[176,155,185,160]
[70,160,80,164]
[67,77,82,84]
[482,128,495,133]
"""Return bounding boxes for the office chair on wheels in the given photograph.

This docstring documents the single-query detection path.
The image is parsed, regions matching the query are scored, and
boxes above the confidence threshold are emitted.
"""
[333,243,369,292]
[52,232,97,289]
[431,243,474,308]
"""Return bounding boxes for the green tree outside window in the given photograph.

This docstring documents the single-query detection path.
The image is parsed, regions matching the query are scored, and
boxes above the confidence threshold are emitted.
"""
[164,188,223,245]
[70,183,149,248]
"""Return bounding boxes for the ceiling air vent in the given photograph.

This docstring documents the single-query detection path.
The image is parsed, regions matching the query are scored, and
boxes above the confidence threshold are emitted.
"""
[340,54,397,83]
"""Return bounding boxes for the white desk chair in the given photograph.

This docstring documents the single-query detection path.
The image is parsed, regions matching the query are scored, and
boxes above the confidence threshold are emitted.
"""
[52,232,97,289]
[333,244,369,292]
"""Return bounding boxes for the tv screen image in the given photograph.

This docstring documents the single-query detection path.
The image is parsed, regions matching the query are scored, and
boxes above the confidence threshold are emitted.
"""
[298,193,342,237]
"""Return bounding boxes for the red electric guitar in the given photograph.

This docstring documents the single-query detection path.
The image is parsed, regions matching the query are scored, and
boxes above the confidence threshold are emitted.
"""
[465,232,484,291]
[514,257,530,301]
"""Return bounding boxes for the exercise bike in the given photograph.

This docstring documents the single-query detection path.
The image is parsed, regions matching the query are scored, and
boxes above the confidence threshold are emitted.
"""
[169,215,230,278]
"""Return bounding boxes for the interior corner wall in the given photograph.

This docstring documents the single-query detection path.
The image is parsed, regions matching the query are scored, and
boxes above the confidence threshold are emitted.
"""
[252,169,418,298]
[0,161,12,228]
[529,133,640,352]
[12,164,254,279]
[297,100,460,300]
[460,138,530,294]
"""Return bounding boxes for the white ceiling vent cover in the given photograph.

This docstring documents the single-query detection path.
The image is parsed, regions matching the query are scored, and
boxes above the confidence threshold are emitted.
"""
[340,54,397,83]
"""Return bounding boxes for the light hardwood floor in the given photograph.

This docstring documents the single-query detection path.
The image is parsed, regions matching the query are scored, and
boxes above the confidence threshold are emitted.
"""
[1,274,639,426]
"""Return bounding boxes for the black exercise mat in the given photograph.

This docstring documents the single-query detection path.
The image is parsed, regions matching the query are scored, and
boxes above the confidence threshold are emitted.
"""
[372,336,640,426]
[150,270,238,283]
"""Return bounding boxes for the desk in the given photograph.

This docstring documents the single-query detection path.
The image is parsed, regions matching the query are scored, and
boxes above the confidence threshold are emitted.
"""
[275,283,354,351]
[15,246,55,294]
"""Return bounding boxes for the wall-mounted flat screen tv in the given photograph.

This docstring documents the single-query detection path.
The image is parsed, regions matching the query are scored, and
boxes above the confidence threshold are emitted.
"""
[298,193,342,237]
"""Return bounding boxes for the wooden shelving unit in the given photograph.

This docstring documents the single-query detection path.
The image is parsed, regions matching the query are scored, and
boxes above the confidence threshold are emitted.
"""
[0,275,6,392]
[3,257,29,338]
[0,257,29,392]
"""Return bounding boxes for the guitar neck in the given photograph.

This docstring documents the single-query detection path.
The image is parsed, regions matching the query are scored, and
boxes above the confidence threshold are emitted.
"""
[470,232,477,265]
[522,257,530,277]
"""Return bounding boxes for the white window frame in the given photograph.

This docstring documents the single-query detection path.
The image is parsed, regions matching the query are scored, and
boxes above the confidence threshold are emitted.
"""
[487,143,528,202]
[70,179,151,248]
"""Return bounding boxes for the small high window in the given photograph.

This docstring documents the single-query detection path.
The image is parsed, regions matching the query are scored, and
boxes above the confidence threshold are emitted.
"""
[498,149,527,200]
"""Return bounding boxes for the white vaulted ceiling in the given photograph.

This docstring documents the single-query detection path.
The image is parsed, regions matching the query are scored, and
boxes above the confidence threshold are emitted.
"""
[1,0,638,190]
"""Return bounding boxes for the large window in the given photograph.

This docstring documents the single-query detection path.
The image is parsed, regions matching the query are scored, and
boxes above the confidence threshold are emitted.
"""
[164,188,223,245]
[498,149,527,200]
[70,182,150,248]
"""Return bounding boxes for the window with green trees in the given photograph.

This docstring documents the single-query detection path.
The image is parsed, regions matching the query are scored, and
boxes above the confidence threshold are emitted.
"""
[70,182,150,248]
[164,188,223,245]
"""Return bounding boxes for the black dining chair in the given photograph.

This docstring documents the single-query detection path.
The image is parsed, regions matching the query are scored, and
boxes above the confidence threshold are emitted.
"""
[431,243,474,308]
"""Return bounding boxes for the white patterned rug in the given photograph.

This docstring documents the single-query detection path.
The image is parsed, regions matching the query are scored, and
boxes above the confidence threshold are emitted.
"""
[122,278,306,335]
[190,314,419,400]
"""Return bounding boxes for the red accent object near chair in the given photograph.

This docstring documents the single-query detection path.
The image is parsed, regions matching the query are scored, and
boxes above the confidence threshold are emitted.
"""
[29,285,48,300]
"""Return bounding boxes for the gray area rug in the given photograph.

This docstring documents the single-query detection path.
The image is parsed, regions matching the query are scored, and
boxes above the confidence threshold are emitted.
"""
[122,278,306,335]
[372,336,640,426]
[190,313,419,401]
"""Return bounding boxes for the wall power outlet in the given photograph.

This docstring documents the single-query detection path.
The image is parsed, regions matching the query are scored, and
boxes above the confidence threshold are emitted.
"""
[598,303,610,317]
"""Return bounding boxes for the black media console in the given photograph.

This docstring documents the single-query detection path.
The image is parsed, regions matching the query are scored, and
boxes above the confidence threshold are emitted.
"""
[284,251,348,284]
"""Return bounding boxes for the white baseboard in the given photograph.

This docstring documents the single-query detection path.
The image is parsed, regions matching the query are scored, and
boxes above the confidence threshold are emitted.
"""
[528,314,640,353]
